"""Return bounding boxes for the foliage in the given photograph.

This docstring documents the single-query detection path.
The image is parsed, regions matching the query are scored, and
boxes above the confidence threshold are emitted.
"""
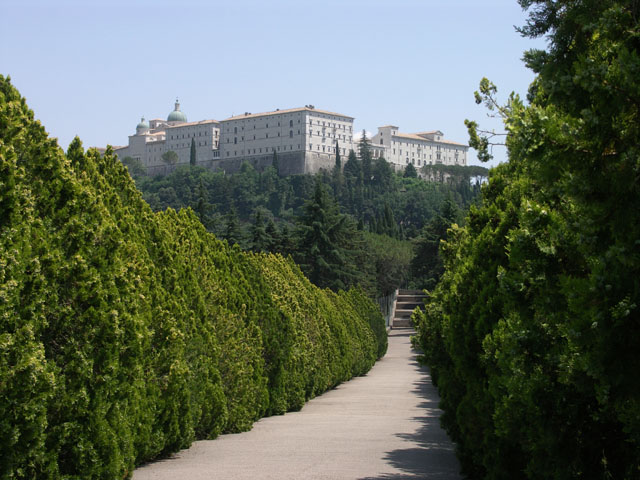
[409,196,460,290]
[403,162,417,178]
[0,75,386,479]
[190,138,196,166]
[415,2,640,478]
[295,180,362,291]
[161,150,179,165]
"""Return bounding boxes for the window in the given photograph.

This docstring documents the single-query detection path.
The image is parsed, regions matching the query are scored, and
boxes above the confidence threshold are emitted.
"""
[234,137,237,144]
[309,143,313,150]
[289,120,293,127]
[380,139,383,145]
[266,133,269,138]
[289,130,293,138]
[234,127,237,134]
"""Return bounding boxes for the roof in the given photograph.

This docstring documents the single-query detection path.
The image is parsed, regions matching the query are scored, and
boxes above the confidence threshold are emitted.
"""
[393,132,468,147]
[224,106,354,121]
[166,119,220,128]
[378,125,399,129]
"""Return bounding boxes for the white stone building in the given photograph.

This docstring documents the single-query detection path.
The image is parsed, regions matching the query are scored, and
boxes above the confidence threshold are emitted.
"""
[112,100,468,176]
[370,126,468,171]
[114,100,221,175]
[216,106,354,175]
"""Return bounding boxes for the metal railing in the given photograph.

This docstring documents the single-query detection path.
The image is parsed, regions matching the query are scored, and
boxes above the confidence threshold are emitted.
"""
[376,290,398,328]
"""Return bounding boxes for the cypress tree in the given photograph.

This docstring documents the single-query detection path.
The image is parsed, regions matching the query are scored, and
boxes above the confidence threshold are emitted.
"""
[190,137,196,166]
[358,130,372,185]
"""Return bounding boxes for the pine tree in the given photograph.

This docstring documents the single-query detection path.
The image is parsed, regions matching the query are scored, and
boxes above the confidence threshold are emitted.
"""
[265,218,280,252]
[296,180,361,291]
[403,162,417,178]
[195,179,209,227]
[358,130,372,185]
[224,206,243,246]
[250,208,270,252]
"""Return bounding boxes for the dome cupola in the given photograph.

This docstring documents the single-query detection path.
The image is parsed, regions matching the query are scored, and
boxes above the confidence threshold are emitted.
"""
[136,117,149,134]
[167,98,187,123]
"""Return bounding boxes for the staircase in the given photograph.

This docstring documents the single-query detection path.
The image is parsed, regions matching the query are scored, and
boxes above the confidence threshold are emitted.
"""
[392,289,427,328]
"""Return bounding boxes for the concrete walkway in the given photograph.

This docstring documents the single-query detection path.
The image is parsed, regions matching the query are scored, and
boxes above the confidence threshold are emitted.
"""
[134,329,462,480]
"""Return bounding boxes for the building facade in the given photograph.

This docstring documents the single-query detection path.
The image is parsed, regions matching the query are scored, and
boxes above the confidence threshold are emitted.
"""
[370,126,468,171]
[113,101,467,176]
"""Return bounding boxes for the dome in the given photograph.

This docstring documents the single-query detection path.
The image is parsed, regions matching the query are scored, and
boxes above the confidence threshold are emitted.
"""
[167,98,187,123]
[136,117,149,130]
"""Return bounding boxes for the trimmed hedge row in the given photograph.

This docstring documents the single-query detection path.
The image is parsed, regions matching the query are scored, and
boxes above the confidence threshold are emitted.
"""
[0,76,386,479]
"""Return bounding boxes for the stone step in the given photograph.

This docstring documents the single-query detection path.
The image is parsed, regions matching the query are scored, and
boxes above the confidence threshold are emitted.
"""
[396,301,423,310]
[398,289,426,296]
[394,309,418,319]
[396,299,423,304]
[392,318,413,328]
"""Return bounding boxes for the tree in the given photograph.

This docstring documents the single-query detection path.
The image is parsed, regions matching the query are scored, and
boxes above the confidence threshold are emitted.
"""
[250,208,270,252]
[194,180,210,228]
[162,150,179,165]
[410,196,459,289]
[358,130,372,185]
[296,180,361,291]
[190,138,196,166]
[272,149,279,175]
[224,206,243,246]
[416,2,640,478]
[403,163,417,178]
[343,150,363,214]
[121,156,146,177]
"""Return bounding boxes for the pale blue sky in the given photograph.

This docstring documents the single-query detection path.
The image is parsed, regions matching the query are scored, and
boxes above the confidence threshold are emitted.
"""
[1,0,545,166]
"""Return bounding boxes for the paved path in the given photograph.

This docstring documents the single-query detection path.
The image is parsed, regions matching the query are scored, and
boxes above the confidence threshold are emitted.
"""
[134,329,462,480]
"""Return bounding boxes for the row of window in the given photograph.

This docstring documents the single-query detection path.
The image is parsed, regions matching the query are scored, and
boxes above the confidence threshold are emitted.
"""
[308,119,352,131]
[169,130,216,140]
[226,144,301,157]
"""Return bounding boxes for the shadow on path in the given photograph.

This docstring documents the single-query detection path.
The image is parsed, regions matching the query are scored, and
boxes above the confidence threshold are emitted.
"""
[360,353,461,480]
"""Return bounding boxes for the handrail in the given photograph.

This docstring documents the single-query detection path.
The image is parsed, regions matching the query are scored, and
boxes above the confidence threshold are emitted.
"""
[376,289,399,329]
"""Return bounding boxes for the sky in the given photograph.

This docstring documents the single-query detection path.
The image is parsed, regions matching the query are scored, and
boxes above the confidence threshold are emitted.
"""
[1,0,546,167]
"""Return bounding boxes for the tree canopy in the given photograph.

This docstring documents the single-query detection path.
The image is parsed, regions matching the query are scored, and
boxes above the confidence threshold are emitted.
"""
[415,1,640,478]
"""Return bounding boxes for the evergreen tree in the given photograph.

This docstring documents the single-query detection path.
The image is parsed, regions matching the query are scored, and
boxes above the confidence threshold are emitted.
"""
[417,2,640,477]
[343,149,364,214]
[250,208,270,252]
[358,130,372,185]
[403,163,417,178]
[272,149,279,175]
[296,180,361,291]
[410,196,459,289]
[190,137,196,166]
[265,218,280,252]
[277,223,296,257]
[331,141,345,200]
[195,179,210,227]
[224,206,243,246]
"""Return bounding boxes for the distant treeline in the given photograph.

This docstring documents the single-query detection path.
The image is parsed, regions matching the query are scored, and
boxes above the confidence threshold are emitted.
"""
[127,149,486,296]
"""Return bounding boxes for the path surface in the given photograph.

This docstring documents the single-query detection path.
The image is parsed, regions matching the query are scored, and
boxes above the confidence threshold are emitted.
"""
[134,329,462,480]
